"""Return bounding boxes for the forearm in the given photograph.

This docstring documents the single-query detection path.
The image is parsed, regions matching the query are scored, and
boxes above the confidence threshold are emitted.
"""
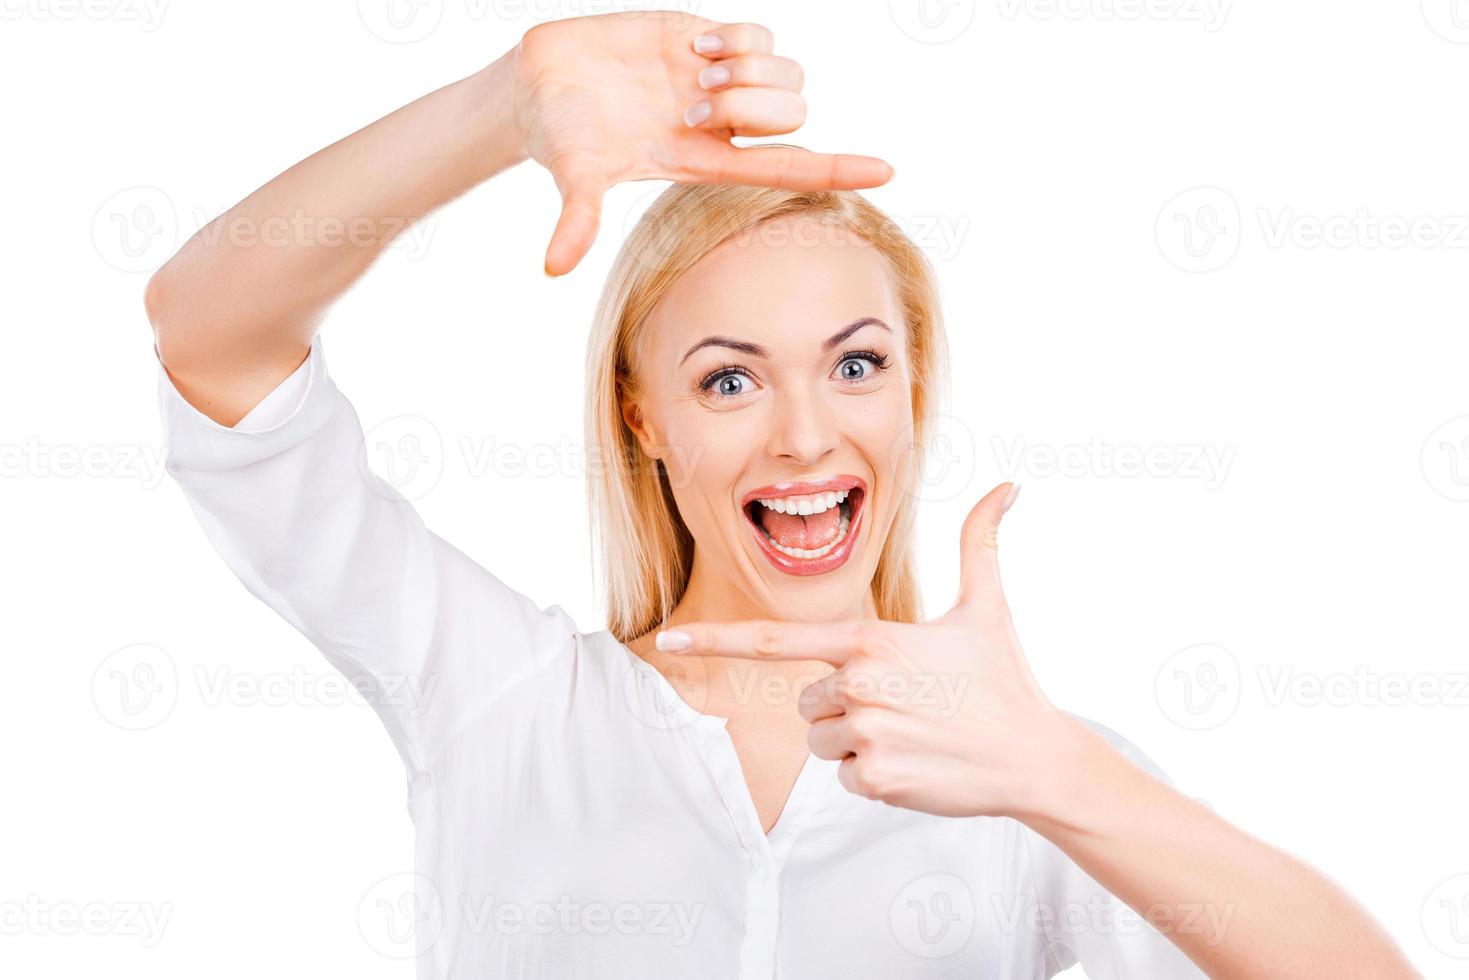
[146,47,526,423]
[1018,716,1419,979]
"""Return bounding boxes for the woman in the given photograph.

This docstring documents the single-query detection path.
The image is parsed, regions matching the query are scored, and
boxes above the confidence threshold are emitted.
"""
[145,12,1418,978]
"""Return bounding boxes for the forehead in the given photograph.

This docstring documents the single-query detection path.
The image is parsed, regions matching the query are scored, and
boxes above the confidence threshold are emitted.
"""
[645,213,903,354]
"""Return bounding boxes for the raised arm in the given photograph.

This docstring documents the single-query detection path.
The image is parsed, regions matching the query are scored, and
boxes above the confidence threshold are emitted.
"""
[143,11,893,426]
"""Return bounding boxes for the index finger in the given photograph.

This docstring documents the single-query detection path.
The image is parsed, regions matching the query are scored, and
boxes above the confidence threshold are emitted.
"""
[656,619,866,666]
[684,140,894,191]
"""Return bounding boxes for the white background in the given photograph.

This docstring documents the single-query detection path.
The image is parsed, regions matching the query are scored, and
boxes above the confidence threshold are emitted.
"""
[3,0,1467,976]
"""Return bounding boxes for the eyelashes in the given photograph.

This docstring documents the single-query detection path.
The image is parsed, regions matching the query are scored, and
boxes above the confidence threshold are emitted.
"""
[697,350,891,397]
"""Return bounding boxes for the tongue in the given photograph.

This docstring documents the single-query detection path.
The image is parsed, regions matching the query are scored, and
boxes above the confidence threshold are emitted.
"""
[758,505,841,550]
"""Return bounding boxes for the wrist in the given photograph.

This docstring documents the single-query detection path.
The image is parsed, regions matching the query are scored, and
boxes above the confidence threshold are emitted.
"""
[464,48,530,178]
[1005,709,1126,834]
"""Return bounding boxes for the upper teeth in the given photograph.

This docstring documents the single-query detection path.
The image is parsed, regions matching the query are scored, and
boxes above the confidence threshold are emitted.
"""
[756,489,850,515]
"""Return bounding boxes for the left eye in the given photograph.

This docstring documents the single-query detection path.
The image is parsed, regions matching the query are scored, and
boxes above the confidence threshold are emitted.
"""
[835,352,887,382]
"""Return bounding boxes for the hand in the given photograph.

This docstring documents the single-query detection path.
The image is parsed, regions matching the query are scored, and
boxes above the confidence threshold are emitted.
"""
[508,12,894,275]
[660,483,1077,820]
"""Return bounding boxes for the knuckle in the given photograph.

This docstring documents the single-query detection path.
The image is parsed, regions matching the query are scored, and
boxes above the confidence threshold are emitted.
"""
[856,627,896,661]
[752,622,784,658]
[789,93,808,127]
[847,712,878,751]
[797,679,826,717]
[744,22,775,49]
[848,756,883,798]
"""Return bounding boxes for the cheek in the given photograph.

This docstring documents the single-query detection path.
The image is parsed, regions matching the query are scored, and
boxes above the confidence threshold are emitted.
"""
[842,384,916,471]
[657,405,764,499]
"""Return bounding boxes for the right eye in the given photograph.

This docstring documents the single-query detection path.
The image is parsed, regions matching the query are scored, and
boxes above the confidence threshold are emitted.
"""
[699,366,757,399]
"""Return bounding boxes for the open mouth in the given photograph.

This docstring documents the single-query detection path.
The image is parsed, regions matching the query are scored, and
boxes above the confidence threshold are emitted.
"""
[739,477,867,576]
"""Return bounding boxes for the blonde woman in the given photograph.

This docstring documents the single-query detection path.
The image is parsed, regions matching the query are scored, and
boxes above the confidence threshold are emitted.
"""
[145,12,1417,979]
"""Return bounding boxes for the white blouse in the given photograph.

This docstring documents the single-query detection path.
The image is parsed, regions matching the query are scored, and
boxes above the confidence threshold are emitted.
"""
[157,337,1207,979]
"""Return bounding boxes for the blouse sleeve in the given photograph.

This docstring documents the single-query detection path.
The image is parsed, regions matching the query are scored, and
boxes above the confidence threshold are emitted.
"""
[157,336,579,786]
[1021,717,1212,979]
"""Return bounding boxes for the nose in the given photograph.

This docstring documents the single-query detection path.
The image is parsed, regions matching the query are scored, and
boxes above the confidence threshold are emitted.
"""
[765,386,840,467]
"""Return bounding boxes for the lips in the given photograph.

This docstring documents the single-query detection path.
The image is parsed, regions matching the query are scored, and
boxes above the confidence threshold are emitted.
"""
[739,476,868,577]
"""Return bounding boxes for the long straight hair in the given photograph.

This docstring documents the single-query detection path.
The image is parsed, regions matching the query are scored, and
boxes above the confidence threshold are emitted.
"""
[585,183,949,643]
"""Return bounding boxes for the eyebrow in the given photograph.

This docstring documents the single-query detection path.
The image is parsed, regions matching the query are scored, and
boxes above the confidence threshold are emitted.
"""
[678,317,891,365]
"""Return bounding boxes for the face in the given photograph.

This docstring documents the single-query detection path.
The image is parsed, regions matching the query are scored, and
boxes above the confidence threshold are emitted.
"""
[623,213,915,623]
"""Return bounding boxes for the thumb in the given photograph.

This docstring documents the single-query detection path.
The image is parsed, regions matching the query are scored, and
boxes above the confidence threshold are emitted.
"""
[544,168,606,276]
[954,481,1021,612]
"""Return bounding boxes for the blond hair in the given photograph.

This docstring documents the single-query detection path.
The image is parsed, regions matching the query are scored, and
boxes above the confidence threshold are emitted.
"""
[585,182,949,643]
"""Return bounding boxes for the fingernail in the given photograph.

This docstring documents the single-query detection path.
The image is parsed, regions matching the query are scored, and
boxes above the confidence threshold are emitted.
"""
[698,65,730,89]
[693,33,723,54]
[683,100,711,127]
[656,630,692,652]
[1001,482,1022,514]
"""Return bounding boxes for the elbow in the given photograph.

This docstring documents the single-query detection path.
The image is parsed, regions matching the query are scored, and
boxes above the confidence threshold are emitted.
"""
[143,266,172,355]
[144,264,190,370]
